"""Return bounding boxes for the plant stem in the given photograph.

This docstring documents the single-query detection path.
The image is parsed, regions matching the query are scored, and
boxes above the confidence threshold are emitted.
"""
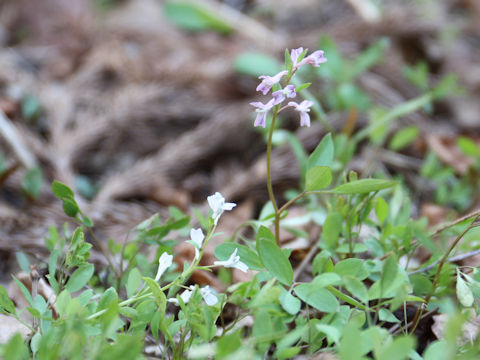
[266,106,280,245]
[87,223,218,321]
[409,214,480,333]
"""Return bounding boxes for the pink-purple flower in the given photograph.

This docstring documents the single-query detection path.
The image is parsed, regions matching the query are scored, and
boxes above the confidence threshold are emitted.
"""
[250,99,275,128]
[290,47,305,70]
[291,47,327,70]
[288,100,314,127]
[256,70,288,95]
[272,85,296,105]
[298,50,327,67]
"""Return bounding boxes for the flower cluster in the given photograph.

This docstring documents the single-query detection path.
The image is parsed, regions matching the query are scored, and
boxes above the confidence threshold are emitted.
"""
[250,47,326,128]
[155,192,248,308]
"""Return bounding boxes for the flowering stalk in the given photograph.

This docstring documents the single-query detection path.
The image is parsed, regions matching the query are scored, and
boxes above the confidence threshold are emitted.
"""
[266,105,281,245]
[251,47,327,246]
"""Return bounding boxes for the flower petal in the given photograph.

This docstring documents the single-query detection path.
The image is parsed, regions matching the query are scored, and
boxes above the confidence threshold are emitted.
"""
[200,286,218,306]
[155,252,173,281]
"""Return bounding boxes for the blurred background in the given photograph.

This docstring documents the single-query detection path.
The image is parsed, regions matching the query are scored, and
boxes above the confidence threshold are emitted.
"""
[0,0,480,272]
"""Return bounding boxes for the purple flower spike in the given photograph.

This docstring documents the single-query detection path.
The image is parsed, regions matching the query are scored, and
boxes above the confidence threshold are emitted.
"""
[290,47,304,69]
[288,100,314,127]
[272,85,297,105]
[256,70,288,95]
[250,99,275,127]
[298,50,327,67]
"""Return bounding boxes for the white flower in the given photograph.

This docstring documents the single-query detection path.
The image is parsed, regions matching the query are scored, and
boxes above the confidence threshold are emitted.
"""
[207,192,236,225]
[190,228,205,261]
[155,252,173,282]
[200,286,218,306]
[214,248,249,273]
[167,286,195,306]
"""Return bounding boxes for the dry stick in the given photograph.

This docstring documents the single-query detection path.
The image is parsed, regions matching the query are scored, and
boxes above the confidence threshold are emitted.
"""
[0,109,37,168]
[409,214,480,334]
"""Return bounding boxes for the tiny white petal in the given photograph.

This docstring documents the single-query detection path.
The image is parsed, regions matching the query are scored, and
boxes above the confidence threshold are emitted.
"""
[190,228,205,260]
[207,192,236,225]
[214,248,249,273]
[167,286,196,306]
[155,252,173,281]
[200,286,218,306]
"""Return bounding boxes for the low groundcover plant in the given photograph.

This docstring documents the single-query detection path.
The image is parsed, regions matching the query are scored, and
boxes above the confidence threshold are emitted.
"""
[1,46,480,360]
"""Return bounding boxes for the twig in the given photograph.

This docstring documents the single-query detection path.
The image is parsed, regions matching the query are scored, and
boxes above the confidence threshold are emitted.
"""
[0,109,37,168]
[431,209,480,237]
[409,247,480,275]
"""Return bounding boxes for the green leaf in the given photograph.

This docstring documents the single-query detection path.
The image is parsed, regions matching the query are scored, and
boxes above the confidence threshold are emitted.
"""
[258,239,293,286]
[376,335,416,360]
[338,322,366,360]
[307,133,334,169]
[350,38,388,79]
[344,276,368,304]
[378,308,400,323]
[316,324,341,344]
[423,340,449,360]
[284,48,293,73]
[0,285,16,314]
[389,126,419,151]
[305,166,332,191]
[22,167,43,198]
[98,287,118,312]
[257,226,276,243]
[15,252,30,273]
[119,307,138,319]
[322,212,343,249]
[62,197,79,217]
[294,283,339,313]
[126,268,142,298]
[457,137,480,158]
[295,83,311,92]
[3,333,29,360]
[214,243,264,271]
[279,290,301,315]
[330,179,397,194]
[381,255,398,295]
[21,94,41,121]
[65,263,94,292]
[375,197,389,225]
[334,258,369,280]
[234,52,281,77]
[163,1,233,34]
[51,180,75,199]
[143,277,167,314]
[48,250,58,277]
[13,276,33,306]
[456,272,474,307]
[312,273,342,287]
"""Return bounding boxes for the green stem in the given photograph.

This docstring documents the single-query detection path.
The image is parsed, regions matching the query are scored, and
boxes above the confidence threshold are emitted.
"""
[409,214,480,333]
[87,223,218,321]
[266,106,280,245]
